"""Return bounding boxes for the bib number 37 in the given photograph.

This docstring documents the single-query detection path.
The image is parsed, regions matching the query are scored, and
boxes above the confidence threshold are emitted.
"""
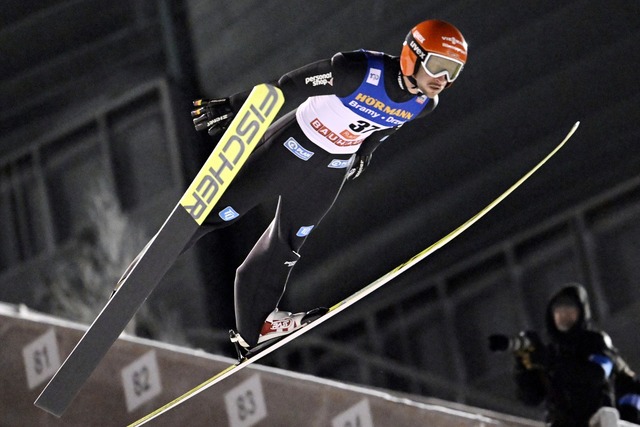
[348,120,380,134]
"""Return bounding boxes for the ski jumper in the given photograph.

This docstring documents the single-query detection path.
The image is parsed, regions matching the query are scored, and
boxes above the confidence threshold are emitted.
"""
[190,50,437,346]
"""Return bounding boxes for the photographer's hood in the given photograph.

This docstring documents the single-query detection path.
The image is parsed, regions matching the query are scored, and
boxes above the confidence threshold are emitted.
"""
[545,283,593,339]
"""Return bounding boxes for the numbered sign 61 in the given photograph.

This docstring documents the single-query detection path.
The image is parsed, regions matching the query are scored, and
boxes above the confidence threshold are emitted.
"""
[22,328,61,390]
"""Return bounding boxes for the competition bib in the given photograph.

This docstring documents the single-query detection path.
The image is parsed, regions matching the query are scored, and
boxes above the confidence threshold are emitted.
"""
[296,51,429,154]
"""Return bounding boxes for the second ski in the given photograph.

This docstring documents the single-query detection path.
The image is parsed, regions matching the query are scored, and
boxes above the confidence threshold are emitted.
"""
[130,122,581,426]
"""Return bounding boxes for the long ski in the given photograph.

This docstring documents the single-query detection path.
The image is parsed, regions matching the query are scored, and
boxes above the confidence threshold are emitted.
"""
[130,122,581,426]
[34,84,285,417]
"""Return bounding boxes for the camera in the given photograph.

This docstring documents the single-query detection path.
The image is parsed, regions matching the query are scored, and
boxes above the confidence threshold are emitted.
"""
[489,332,535,353]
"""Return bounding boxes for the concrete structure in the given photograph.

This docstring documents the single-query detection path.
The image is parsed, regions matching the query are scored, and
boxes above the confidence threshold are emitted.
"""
[2,302,541,426]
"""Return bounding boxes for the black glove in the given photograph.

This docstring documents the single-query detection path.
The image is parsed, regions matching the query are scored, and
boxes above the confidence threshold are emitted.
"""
[191,98,234,136]
[488,334,511,352]
[347,153,372,180]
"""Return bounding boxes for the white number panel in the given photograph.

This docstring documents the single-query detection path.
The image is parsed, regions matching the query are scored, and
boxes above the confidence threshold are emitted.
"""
[22,328,61,390]
[332,399,374,427]
[121,350,162,412]
[224,374,268,427]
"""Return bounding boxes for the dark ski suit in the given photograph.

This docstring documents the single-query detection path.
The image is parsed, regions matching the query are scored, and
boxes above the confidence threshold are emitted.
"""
[189,50,437,345]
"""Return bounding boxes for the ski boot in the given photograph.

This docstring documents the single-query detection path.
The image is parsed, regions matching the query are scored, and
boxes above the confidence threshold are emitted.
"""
[230,307,328,359]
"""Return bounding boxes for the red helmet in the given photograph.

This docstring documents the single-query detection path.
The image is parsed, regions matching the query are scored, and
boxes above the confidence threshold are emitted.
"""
[400,20,468,83]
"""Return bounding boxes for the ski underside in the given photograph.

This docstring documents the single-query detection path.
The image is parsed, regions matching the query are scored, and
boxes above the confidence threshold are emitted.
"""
[34,84,285,417]
[129,121,581,426]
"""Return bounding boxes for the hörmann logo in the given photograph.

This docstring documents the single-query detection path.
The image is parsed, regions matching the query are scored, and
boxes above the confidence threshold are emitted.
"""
[181,85,283,224]
[352,93,414,119]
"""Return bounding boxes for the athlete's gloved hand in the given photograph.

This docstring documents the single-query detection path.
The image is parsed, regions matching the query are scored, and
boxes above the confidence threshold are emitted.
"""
[191,98,234,136]
[347,153,372,180]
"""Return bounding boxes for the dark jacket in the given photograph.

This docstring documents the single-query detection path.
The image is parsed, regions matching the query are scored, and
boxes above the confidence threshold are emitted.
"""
[514,284,640,426]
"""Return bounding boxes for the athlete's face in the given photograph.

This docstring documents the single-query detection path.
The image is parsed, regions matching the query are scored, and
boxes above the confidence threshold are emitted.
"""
[404,65,446,98]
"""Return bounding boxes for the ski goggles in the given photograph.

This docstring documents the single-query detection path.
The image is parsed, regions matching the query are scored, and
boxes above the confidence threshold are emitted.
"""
[421,52,464,83]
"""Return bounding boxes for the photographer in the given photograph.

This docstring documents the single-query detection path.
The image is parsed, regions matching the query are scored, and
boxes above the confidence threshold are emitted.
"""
[489,283,640,426]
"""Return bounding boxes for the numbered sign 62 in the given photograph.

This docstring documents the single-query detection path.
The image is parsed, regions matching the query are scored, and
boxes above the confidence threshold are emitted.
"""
[121,350,162,412]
